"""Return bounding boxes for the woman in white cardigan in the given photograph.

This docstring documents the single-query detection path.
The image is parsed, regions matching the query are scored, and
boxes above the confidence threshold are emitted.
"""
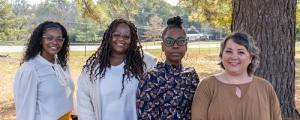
[14,21,74,120]
[77,19,156,120]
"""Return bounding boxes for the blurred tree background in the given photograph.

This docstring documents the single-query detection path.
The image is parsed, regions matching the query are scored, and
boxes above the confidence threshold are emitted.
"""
[0,0,227,45]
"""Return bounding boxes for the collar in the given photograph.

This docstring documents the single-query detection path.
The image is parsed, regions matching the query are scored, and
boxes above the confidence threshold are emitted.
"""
[161,62,183,75]
[36,53,57,66]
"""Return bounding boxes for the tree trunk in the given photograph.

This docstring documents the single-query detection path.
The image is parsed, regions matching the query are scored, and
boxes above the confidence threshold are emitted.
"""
[232,0,298,118]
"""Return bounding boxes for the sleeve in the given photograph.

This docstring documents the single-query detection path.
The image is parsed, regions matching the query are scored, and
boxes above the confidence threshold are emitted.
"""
[192,79,212,120]
[65,66,77,116]
[77,69,96,120]
[185,69,200,118]
[191,69,200,90]
[136,73,160,119]
[13,63,38,120]
[269,85,282,120]
[143,52,158,71]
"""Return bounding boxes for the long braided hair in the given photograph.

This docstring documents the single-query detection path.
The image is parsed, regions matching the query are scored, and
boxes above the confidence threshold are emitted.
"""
[84,19,145,95]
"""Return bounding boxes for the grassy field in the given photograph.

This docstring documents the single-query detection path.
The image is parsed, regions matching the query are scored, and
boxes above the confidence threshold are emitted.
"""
[142,40,221,46]
[0,42,299,119]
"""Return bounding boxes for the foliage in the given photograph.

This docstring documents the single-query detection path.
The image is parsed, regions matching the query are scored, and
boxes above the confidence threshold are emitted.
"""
[70,18,102,43]
[35,0,78,28]
[180,0,231,30]
[143,15,163,41]
[296,2,300,41]
[297,2,300,31]
[0,0,25,41]
[133,0,203,40]
[11,0,36,43]
[76,0,138,25]
[134,0,190,27]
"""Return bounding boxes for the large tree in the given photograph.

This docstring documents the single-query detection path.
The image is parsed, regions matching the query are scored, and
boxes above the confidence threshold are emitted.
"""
[182,0,299,118]
[232,0,298,118]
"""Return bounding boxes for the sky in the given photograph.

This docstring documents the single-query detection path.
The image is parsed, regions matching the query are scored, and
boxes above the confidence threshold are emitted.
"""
[164,0,179,6]
[26,0,44,4]
[25,0,179,6]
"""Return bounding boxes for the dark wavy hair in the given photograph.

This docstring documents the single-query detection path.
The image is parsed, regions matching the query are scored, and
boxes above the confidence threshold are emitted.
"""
[84,19,145,95]
[219,32,260,76]
[161,16,186,38]
[21,21,69,68]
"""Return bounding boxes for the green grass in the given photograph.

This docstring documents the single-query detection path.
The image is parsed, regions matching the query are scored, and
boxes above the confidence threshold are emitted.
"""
[1,42,300,119]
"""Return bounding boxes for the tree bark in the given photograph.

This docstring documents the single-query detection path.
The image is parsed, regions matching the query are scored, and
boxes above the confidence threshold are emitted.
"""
[232,0,298,118]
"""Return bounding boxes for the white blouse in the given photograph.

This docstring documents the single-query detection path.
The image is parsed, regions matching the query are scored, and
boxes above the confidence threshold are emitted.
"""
[13,54,74,120]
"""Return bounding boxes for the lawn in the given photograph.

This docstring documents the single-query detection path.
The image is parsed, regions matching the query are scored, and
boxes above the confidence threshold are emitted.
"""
[0,42,299,119]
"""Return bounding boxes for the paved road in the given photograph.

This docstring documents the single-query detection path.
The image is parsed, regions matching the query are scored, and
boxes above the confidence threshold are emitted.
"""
[0,44,219,52]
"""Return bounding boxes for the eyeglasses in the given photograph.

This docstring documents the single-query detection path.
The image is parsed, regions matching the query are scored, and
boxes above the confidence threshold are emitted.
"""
[163,36,187,47]
[112,32,130,40]
[42,35,65,42]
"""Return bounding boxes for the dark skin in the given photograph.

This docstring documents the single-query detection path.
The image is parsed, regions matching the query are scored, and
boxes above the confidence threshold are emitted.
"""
[41,28,64,63]
[110,23,131,66]
[162,28,187,65]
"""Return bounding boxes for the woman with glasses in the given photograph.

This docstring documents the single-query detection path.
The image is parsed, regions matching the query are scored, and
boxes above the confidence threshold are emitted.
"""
[136,16,200,119]
[77,18,156,120]
[14,21,74,120]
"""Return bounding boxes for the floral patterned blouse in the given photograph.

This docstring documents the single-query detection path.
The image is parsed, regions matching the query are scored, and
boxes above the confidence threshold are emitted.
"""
[136,62,200,120]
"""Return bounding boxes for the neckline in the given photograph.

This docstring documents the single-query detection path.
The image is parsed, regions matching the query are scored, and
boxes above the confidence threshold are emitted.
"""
[110,62,125,68]
[164,62,182,69]
[213,75,254,86]
[213,76,255,99]
[36,53,56,66]
[163,62,183,74]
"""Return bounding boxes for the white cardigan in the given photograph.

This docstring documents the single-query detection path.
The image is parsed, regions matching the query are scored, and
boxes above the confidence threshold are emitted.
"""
[77,53,157,120]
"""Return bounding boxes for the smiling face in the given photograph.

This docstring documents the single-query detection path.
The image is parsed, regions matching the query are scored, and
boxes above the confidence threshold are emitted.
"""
[221,39,252,75]
[41,28,64,62]
[111,23,131,56]
[162,27,187,65]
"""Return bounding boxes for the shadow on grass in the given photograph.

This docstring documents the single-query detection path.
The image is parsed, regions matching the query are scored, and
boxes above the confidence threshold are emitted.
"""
[0,100,15,119]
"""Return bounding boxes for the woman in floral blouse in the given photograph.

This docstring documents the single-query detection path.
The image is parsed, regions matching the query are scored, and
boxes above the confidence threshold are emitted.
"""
[136,16,200,120]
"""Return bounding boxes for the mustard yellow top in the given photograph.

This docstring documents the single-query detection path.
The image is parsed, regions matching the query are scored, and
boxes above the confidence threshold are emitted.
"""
[58,112,71,120]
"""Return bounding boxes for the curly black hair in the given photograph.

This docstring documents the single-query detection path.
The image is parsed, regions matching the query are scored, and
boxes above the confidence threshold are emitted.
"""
[84,19,145,95]
[21,21,70,68]
[162,16,186,38]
